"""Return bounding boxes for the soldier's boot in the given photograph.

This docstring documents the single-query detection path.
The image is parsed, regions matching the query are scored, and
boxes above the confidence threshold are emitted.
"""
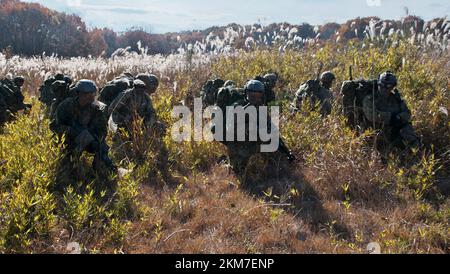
[93,152,117,173]
[400,125,421,149]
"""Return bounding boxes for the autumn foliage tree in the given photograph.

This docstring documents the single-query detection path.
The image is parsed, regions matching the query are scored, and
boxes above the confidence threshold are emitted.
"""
[0,0,447,57]
[0,0,91,56]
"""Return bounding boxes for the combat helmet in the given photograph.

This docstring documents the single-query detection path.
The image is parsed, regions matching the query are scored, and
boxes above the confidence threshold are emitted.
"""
[13,76,25,87]
[74,80,97,94]
[136,74,159,93]
[378,71,397,89]
[244,80,265,93]
[320,71,335,84]
[264,73,278,87]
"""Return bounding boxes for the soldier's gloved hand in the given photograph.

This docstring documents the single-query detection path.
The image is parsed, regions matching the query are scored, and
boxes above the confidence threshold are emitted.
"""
[397,111,411,124]
[287,153,296,162]
[75,130,95,153]
[390,112,402,127]
[101,154,117,172]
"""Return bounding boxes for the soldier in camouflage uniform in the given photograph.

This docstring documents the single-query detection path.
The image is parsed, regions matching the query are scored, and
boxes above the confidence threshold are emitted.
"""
[49,80,78,119]
[200,78,225,108]
[255,73,278,105]
[51,80,116,172]
[212,81,233,142]
[12,76,25,91]
[291,71,335,117]
[215,80,245,109]
[362,71,420,148]
[39,73,73,111]
[0,92,10,126]
[11,76,31,112]
[225,80,295,181]
[108,74,160,134]
[39,73,64,107]
[0,76,31,118]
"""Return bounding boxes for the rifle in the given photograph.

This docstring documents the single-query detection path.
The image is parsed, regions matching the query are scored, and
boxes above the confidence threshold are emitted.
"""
[349,65,353,81]
[278,137,296,162]
[94,136,116,172]
[315,62,324,83]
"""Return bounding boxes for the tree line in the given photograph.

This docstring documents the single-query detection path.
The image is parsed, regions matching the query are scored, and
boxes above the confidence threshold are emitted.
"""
[0,0,447,57]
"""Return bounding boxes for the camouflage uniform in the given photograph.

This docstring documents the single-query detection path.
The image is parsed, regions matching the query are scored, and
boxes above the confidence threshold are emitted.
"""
[216,85,247,109]
[39,74,62,107]
[293,85,333,116]
[49,80,77,119]
[261,74,278,104]
[213,82,250,140]
[362,71,420,148]
[200,78,225,108]
[362,90,419,148]
[0,93,10,126]
[0,77,30,115]
[292,71,335,117]
[225,80,295,179]
[225,103,268,175]
[109,80,157,131]
[39,74,72,108]
[51,80,115,171]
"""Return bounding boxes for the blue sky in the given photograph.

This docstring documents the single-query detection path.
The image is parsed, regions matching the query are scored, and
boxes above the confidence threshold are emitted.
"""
[28,0,450,33]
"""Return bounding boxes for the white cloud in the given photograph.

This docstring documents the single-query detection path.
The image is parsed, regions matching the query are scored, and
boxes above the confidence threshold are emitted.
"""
[30,0,450,33]
[66,0,82,8]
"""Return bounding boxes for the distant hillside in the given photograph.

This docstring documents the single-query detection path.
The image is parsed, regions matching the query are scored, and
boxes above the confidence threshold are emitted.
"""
[0,0,448,57]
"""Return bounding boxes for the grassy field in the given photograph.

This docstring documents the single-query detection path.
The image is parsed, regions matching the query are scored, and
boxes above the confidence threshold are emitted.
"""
[0,39,449,254]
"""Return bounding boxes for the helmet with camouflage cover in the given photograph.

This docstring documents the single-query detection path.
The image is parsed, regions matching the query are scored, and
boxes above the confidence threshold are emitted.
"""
[320,71,335,88]
[136,74,159,94]
[264,73,278,88]
[13,76,25,87]
[244,80,265,93]
[54,73,65,81]
[378,71,397,90]
[213,78,225,89]
[216,86,231,107]
[245,80,265,106]
[74,80,97,94]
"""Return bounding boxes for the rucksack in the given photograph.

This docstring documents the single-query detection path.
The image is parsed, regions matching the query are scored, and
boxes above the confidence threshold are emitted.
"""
[0,79,19,108]
[215,86,246,109]
[229,88,246,107]
[291,79,321,112]
[298,79,320,97]
[200,80,218,107]
[200,79,226,108]
[98,78,132,106]
[340,79,378,128]
[39,78,57,107]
